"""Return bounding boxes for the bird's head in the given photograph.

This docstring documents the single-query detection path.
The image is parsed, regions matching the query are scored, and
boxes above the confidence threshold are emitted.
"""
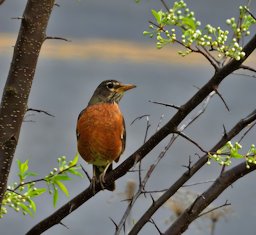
[88,80,136,105]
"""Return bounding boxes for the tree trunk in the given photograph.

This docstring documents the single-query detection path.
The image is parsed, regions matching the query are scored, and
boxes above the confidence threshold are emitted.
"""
[0,0,55,204]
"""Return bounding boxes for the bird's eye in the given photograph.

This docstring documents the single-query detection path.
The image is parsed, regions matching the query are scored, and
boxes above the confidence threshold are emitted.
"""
[106,83,114,89]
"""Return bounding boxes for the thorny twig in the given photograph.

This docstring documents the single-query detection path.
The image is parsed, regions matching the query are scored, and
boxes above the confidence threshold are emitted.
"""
[174,131,208,153]
[27,108,55,117]
[45,36,71,42]
[239,65,256,73]
[238,121,256,143]
[198,200,231,218]
[130,114,150,125]
[13,164,78,191]
[117,92,216,234]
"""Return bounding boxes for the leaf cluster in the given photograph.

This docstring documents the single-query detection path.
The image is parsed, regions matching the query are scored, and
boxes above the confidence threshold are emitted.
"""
[208,141,256,168]
[144,0,256,60]
[0,154,82,218]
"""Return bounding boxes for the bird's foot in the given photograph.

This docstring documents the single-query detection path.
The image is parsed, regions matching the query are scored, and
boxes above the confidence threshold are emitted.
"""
[89,174,106,193]
[90,176,97,194]
[99,172,106,190]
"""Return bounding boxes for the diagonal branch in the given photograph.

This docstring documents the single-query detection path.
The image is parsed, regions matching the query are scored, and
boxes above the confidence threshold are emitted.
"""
[26,32,256,234]
[129,109,256,235]
[164,160,256,234]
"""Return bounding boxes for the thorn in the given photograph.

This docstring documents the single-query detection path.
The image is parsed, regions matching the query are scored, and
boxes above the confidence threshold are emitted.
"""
[150,193,155,205]
[149,218,163,234]
[69,203,75,214]
[109,217,118,232]
[59,221,69,230]
[244,8,256,21]
[213,87,230,111]
[149,100,180,110]
[27,108,55,117]
[45,36,71,42]
[80,164,92,183]
[222,124,228,138]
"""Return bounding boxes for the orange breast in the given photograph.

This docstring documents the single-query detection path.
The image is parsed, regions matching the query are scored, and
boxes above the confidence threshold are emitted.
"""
[77,102,124,166]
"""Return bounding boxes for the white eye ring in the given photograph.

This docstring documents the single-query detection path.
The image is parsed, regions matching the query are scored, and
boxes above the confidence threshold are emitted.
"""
[106,82,114,89]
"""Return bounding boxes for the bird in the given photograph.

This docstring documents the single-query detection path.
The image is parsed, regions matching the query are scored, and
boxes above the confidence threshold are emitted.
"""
[76,80,136,191]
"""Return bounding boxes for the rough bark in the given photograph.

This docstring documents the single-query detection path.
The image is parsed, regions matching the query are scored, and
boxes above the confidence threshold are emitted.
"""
[0,0,55,204]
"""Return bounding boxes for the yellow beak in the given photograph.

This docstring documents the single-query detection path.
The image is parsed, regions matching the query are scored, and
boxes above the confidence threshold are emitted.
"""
[116,83,136,93]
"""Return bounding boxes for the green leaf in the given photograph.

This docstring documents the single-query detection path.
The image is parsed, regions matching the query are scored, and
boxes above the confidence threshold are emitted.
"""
[230,149,243,159]
[68,168,83,178]
[70,153,79,167]
[19,203,33,217]
[55,181,69,197]
[27,188,46,197]
[17,159,22,170]
[53,187,58,207]
[20,160,29,175]
[152,9,162,24]
[28,199,37,212]
[54,175,71,181]
[24,172,38,178]
[35,188,47,196]
[182,17,196,30]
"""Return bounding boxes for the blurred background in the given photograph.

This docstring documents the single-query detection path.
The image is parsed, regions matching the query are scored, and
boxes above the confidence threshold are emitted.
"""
[0,0,256,234]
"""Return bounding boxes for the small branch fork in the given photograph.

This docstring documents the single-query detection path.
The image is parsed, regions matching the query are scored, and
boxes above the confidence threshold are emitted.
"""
[116,91,217,233]
[173,131,208,154]
[12,164,77,192]
[128,109,256,235]
[26,28,256,235]
[27,108,55,117]
[239,65,256,73]
[197,200,231,219]
[45,36,71,42]
[164,161,255,235]
[114,132,175,235]
[148,20,220,70]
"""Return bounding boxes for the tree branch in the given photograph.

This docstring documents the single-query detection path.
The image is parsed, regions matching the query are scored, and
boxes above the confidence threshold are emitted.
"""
[26,32,256,234]
[27,108,55,117]
[45,36,71,42]
[239,64,256,73]
[164,161,256,234]
[0,0,55,205]
[128,109,256,235]
[173,131,208,154]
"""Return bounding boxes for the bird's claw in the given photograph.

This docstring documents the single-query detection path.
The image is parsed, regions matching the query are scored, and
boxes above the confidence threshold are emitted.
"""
[90,174,106,193]
[99,173,106,190]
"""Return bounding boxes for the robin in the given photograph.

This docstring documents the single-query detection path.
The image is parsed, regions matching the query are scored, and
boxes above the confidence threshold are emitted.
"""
[76,80,136,191]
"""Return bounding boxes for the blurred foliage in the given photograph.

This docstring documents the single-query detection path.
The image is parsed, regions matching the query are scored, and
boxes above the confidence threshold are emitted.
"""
[0,154,83,218]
